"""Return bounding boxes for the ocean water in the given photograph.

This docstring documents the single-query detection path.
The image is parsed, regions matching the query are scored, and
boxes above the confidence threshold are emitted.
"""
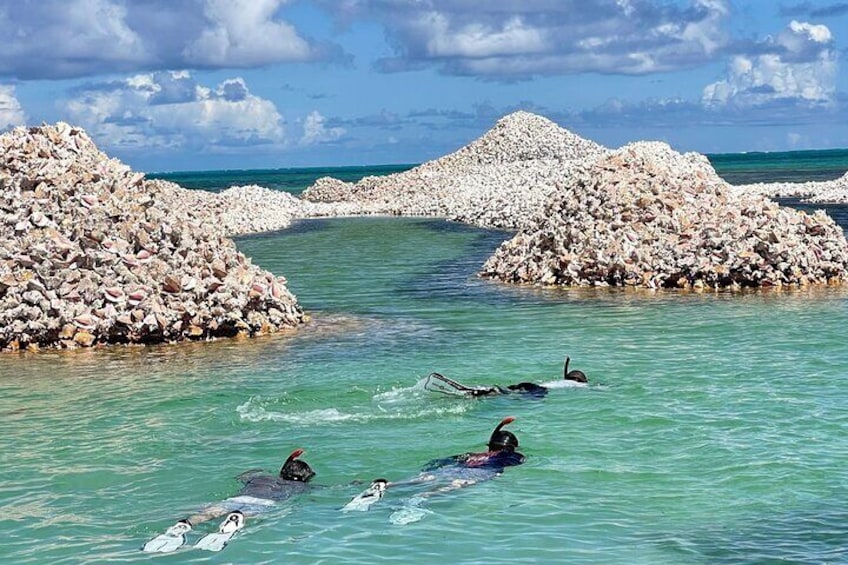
[709,148,848,185]
[2,151,848,564]
[148,148,848,193]
[148,164,414,194]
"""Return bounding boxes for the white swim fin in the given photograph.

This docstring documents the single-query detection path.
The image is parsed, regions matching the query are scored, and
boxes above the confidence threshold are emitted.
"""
[142,520,191,553]
[194,511,245,552]
[342,479,388,512]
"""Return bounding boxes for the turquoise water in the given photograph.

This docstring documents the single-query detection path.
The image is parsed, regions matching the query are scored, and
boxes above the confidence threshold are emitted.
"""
[148,164,413,194]
[708,149,848,184]
[2,215,848,564]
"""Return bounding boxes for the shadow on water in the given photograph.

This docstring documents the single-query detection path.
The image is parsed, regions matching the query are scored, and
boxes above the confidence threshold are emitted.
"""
[393,220,513,305]
[658,504,848,564]
[236,217,334,241]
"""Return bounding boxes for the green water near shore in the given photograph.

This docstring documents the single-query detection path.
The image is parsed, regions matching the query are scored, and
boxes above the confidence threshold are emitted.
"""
[2,214,848,564]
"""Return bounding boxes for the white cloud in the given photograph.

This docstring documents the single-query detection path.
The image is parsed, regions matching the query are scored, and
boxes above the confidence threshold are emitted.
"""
[0,85,27,130]
[0,0,146,79]
[420,14,548,58]
[322,0,731,78]
[182,0,312,67]
[64,72,286,152]
[786,132,805,148]
[702,20,838,108]
[301,110,345,145]
[0,0,335,80]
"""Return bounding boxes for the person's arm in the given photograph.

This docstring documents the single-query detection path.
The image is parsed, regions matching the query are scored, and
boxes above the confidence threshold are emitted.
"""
[470,386,508,397]
[420,453,466,471]
[498,450,526,467]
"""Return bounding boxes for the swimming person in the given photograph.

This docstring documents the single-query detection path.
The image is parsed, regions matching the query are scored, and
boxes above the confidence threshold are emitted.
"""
[344,417,525,523]
[423,356,587,398]
[143,448,316,553]
[420,415,525,472]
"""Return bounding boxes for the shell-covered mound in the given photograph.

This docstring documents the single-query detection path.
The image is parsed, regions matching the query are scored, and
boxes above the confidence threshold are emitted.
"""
[418,110,606,171]
[300,111,608,230]
[730,170,848,203]
[301,176,354,204]
[214,185,308,236]
[0,123,305,351]
[481,142,848,289]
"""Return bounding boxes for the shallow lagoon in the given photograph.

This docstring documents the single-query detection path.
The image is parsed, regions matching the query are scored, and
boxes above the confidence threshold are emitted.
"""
[2,215,848,564]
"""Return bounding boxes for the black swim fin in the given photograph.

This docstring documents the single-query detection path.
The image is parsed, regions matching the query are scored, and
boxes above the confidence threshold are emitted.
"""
[424,372,498,397]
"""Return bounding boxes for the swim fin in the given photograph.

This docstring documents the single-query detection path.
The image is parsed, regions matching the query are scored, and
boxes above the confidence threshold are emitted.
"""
[423,372,490,397]
[141,520,191,553]
[194,511,245,552]
[342,478,388,512]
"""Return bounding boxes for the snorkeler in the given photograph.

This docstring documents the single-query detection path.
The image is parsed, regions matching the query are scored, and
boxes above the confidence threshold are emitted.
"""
[421,415,525,470]
[343,417,524,520]
[143,448,316,553]
[423,356,587,398]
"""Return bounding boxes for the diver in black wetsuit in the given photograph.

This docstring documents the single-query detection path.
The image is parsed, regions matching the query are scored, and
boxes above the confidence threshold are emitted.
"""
[172,449,315,529]
[231,448,316,503]
[424,356,587,398]
[144,448,317,552]
[343,417,525,514]
[421,416,525,472]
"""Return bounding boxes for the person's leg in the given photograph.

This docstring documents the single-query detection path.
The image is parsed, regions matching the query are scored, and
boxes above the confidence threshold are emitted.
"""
[186,503,230,526]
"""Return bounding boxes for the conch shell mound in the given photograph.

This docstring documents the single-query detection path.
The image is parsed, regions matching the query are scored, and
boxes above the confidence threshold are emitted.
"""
[481,142,848,289]
[0,123,305,351]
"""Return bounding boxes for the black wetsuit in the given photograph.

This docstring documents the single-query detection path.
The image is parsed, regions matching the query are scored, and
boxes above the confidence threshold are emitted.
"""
[214,471,312,516]
[470,383,548,398]
[505,382,548,397]
[236,471,311,501]
[422,450,524,476]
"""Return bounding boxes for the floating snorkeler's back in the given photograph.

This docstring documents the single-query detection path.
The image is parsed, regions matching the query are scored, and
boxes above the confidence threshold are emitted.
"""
[423,356,587,398]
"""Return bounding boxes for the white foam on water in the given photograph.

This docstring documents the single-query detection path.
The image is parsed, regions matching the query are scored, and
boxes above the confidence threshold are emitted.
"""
[236,399,358,424]
[539,379,588,389]
[237,395,469,425]
[371,377,430,404]
[389,496,432,525]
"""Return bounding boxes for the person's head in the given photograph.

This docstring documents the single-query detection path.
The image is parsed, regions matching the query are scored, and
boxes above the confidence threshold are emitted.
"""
[564,356,588,383]
[280,448,316,482]
[487,416,519,452]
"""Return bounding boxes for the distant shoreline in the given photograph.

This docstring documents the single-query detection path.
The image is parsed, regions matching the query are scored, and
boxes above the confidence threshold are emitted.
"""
[149,148,848,191]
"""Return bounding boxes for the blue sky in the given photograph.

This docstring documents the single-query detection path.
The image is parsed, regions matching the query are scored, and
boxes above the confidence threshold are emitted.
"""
[0,0,846,172]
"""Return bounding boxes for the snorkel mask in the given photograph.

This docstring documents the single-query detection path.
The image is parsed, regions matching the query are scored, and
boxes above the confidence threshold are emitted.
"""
[564,356,588,383]
[280,448,316,482]
[487,416,519,452]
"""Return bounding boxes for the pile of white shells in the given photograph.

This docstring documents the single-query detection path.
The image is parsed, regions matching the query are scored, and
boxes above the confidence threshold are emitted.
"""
[301,111,608,230]
[418,110,607,169]
[302,176,354,204]
[3,111,847,351]
[731,171,848,204]
[481,142,848,289]
[0,123,305,351]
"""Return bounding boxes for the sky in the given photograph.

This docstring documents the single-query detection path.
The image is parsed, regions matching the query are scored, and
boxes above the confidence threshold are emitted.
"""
[0,0,846,172]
